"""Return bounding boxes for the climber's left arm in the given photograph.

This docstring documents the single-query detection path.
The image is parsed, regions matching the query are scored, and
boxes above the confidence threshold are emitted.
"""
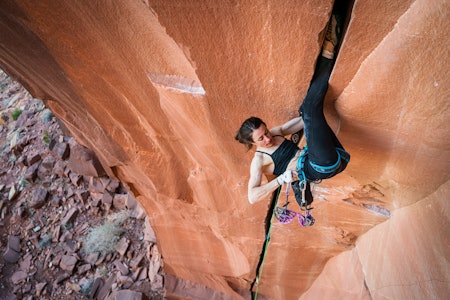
[270,117,304,136]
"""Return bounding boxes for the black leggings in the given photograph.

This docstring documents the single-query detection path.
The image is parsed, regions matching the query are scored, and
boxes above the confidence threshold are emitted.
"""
[299,56,349,182]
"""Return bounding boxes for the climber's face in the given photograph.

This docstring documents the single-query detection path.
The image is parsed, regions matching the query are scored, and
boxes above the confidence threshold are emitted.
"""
[252,124,273,148]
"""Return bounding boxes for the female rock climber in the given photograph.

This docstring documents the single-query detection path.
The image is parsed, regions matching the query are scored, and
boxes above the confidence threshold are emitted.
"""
[235,11,350,224]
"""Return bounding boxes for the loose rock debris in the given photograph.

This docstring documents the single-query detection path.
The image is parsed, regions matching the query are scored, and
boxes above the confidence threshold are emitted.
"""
[0,70,165,299]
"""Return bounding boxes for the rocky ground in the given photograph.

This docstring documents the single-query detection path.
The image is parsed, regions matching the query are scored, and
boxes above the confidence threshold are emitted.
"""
[0,70,166,300]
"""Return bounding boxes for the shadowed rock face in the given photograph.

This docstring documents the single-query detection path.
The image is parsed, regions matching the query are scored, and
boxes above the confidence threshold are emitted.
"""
[0,0,449,299]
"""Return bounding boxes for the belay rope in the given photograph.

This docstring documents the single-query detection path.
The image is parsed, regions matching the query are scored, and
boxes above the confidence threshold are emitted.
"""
[250,186,282,300]
[250,181,314,299]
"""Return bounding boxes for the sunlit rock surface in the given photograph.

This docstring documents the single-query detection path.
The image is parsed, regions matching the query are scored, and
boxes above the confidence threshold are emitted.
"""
[0,0,449,299]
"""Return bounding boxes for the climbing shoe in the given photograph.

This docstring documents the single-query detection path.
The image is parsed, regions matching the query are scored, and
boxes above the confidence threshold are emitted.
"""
[323,2,347,58]
[330,0,348,45]
[322,13,342,59]
[325,14,339,47]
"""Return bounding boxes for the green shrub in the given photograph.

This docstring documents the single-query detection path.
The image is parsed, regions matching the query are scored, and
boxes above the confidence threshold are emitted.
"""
[82,211,128,254]
[42,130,50,144]
[12,109,23,120]
[98,266,109,277]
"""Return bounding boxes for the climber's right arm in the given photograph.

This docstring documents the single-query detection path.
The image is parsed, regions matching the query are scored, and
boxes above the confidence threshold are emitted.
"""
[248,155,282,204]
[248,154,296,204]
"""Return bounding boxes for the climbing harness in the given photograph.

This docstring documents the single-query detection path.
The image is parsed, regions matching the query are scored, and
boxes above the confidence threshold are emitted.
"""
[309,147,350,174]
[274,182,315,226]
[296,146,321,189]
[296,146,349,179]
[296,146,309,184]
[273,145,350,227]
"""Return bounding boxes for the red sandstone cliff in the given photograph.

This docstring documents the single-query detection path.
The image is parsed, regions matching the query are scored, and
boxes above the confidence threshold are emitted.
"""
[0,0,449,299]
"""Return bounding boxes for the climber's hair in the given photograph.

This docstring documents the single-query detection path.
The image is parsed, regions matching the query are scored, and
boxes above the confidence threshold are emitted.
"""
[235,117,266,150]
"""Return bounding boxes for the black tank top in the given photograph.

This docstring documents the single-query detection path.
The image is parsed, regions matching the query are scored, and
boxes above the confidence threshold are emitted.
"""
[256,138,299,175]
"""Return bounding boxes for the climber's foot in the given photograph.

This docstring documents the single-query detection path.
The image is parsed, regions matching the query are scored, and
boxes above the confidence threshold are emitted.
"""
[322,14,339,59]
[321,0,347,59]
[326,14,339,47]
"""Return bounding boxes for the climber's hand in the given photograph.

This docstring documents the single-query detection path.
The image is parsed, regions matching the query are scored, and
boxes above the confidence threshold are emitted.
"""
[277,170,296,185]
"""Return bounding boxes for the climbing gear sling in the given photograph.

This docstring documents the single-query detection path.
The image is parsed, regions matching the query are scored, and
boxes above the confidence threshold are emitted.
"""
[274,182,315,226]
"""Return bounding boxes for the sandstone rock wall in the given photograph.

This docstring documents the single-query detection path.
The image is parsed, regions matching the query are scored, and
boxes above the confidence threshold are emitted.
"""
[0,0,449,299]
[301,180,450,300]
